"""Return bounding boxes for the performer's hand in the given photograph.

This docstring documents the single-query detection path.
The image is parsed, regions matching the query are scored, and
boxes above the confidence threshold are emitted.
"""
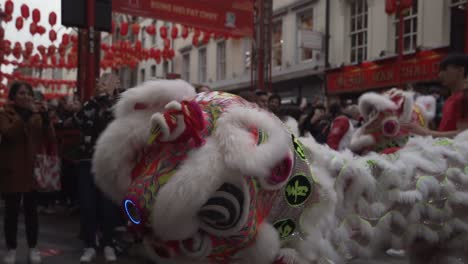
[401,122,431,136]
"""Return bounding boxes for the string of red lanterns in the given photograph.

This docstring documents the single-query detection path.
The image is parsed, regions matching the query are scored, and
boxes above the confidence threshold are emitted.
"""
[1,1,240,74]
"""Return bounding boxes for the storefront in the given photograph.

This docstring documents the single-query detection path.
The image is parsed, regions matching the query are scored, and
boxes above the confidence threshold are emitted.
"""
[325,47,449,102]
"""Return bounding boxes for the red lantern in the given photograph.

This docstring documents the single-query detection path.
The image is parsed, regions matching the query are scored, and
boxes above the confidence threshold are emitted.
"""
[4,1,13,15]
[160,26,168,39]
[37,26,46,35]
[49,12,57,26]
[38,45,46,56]
[171,26,178,39]
[70,35,78,44]
[48,45,56,57]
[4,15,12,23]
[192,35,199,47]
[59,57,66,67]
[50,56,57,66]
[3,40,11,56]
[134,41,142,53]
[146,25,156,35]
[131,23,140,35]
[15,17,24,31]
[101,43,109,51]
[169,49,175,59]
[21,4,30,19]
[49,29,57,42]
[202,33,210,44]
[182,26,189,39]
[29,23,37,35]
[25,41,34,52]
[120,22,129,36]
[164,39,170,49]
[62,34,70,45]
[32,9,41,23]
[58,44,66,57]
[194,29,201,37]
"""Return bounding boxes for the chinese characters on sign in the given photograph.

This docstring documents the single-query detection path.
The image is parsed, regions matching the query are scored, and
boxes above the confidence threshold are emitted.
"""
[326,50,447,94]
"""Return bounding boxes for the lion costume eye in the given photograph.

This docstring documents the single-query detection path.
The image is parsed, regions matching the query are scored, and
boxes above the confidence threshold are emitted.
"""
[382,117,400,137]
[199,183,246,235]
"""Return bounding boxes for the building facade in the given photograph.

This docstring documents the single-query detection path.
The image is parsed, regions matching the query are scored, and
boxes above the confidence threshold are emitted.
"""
[326,0,466,99]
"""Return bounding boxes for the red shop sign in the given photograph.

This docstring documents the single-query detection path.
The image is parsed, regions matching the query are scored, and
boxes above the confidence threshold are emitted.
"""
[112,0,253,37]
[326,51,447,94]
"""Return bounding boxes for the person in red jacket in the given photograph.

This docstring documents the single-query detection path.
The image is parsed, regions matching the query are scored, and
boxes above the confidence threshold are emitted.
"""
[403,54,468,137]
[327,103,357,151]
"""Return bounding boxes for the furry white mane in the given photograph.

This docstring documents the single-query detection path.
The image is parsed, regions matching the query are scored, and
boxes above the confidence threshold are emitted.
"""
[92,80,196,202]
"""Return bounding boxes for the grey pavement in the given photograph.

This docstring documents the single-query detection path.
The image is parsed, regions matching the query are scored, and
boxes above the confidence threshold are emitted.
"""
[0,203,408,264]
[0,204,147,264]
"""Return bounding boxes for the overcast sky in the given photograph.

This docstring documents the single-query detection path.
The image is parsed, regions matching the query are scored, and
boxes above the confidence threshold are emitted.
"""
[1,0,71,74]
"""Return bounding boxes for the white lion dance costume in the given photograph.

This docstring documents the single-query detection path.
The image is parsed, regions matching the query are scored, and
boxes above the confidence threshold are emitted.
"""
[93,80,468,264]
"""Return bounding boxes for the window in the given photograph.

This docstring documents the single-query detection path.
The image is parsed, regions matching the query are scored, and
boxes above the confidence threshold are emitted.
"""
[450,0,467,52]
[297,9,314,62]
[141,26,146,49]
[140,69,146,82]
[151,65,156,77]
[163,62,169,77]
[198,48,207,83]
[394,0,418,53]
[151,21,157,46]
[216,41,226,80]
[243,38,251,73]
[182,53,190,81]
[350,0,368,63]
[272,20,283,67]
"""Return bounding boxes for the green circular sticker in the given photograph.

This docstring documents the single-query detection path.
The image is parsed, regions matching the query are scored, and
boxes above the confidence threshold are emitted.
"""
[292,135,306,160]
[274,219,296,239]
[285,174,312,207]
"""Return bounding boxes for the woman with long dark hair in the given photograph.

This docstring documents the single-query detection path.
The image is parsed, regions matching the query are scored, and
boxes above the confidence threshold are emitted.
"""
[0,81,52,264]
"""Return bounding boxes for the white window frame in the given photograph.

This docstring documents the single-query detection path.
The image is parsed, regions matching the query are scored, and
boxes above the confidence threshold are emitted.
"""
[272,19,283,67]
[216,41,226,81]
[349,0,368,64]
[296,7,314,63]
[198,48,207,83]
[393,0,418,53]
[182,53,191,81]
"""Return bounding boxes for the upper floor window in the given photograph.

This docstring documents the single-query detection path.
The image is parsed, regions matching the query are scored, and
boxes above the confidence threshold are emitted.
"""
[141,26,146,49]
[198,48,207,83]
[350,0,368,63]
[151,21,157,46]
[394,0,418,53]
[217,41,226,80]
[297,8,313,62]
[272,20,283,67]
[140,68,146,82]
[182,53,190,81]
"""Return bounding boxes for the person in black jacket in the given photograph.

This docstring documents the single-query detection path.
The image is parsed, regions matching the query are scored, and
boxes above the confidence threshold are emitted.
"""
[75,74,121,263]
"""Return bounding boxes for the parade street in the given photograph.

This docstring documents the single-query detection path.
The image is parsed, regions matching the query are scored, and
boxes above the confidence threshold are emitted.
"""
[0,205,408,264]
